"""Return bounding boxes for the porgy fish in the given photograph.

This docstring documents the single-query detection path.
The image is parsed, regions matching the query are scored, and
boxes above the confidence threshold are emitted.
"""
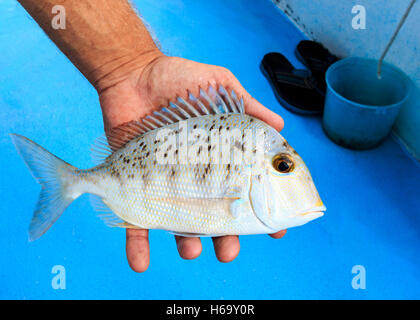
[11,86,325,241]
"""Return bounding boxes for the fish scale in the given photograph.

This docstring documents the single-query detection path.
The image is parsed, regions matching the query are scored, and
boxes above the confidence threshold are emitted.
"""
[11,86,325,240]
[97,113,261,234]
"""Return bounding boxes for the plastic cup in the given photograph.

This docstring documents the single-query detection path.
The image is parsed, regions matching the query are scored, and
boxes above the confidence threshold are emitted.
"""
[322,57,412,150]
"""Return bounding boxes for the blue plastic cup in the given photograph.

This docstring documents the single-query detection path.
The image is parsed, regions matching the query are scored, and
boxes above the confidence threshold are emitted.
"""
[323,57,412,149]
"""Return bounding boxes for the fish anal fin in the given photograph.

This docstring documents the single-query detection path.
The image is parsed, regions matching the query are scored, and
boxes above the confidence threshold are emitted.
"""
[90,195,140,229]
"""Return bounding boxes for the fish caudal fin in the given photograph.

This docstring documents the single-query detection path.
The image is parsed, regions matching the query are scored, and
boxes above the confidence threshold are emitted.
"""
[10,134,79,241]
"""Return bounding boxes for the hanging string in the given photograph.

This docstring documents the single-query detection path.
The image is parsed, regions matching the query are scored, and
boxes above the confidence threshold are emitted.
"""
[377,0,417,79]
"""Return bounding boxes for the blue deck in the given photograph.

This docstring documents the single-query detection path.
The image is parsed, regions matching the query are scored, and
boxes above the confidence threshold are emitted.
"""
[0,0,418,299]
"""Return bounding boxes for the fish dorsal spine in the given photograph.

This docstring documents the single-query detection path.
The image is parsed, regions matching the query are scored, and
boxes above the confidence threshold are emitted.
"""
[91,85,244,163]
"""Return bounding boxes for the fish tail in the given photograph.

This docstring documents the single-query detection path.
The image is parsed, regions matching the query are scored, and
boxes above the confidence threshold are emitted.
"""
[10,134,81,241]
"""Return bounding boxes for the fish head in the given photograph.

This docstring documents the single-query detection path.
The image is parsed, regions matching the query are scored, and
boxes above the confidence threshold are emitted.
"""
[249,130,325,231]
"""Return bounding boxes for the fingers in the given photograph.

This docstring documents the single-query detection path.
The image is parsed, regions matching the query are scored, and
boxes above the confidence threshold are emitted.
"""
[212,235,240,262]
[175,231,286,263]
[175,236,202,259]
[126,229,150,273]
[220,72,284,132]
[269,229,287,239]
[126,229,285,272]
[245,98,284,132]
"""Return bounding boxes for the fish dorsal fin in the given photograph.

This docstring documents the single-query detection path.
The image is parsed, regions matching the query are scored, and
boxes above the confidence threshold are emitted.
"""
[91,85,244,163]
[91,121,147,163]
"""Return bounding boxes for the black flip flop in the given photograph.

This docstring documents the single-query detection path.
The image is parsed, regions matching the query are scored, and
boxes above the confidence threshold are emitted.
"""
[260,52,324,115]
[295,40,339,94]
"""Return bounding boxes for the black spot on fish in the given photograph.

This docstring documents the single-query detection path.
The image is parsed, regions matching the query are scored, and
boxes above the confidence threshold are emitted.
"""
[142,171,151,187]
[225,164,231,180]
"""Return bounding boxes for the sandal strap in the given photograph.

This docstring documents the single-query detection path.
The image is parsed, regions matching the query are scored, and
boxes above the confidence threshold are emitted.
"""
[306,55,337,72]
[274,69,317,89]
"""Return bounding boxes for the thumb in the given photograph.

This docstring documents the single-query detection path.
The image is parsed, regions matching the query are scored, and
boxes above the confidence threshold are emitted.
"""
[225,76,284,132]
[244,95,284,132]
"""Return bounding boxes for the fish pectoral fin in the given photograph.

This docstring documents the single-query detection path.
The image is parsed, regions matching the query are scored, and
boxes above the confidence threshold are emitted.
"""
[230,198,247,219]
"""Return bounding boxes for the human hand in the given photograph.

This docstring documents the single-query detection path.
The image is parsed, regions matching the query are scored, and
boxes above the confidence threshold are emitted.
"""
[99,54,287,272]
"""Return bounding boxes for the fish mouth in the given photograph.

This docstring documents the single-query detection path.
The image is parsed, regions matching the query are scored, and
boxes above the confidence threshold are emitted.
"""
[293,204,327,218]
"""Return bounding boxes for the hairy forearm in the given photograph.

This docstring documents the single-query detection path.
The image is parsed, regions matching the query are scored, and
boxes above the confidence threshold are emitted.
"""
[18,0,163,91]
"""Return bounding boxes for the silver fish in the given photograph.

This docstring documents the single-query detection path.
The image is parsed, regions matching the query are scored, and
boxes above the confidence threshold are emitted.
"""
[11,86,325,240]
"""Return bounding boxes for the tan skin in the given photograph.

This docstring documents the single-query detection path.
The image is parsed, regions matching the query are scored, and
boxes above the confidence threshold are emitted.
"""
[100,55,287,271]
[18,0,286,273]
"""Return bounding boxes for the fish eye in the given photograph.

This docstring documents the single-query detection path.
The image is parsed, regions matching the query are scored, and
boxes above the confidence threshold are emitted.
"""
[272,154,294,173]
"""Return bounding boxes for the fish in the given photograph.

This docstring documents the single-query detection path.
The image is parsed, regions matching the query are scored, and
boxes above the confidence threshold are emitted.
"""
[11,86,325,241]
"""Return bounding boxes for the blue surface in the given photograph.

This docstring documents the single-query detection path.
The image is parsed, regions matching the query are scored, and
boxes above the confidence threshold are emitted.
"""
[0,0,419,299]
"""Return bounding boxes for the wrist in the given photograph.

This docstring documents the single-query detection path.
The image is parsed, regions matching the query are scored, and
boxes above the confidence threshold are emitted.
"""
[93,49,165,93]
